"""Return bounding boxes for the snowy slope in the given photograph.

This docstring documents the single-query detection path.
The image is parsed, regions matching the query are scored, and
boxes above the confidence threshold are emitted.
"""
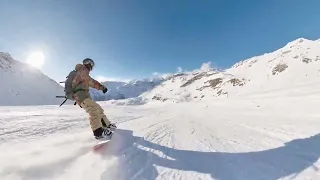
[131,38,320,104]
[1,88,320,180]
[226,38,320,96]
[90,77,164,101]
[130,69,246,104]
[0,52,65,106]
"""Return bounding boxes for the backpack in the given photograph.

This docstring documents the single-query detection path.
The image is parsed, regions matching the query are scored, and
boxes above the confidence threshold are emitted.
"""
[64,70,77,100]
[56,70,78,106]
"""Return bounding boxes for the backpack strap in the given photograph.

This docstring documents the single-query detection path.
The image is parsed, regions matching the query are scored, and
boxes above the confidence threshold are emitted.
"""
[56,96,68,106]
[60,98,68,107]
[55,95,82,108]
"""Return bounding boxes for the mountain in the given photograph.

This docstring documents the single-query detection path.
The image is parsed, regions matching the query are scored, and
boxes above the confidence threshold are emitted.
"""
[89,77,164,101]
[0,51,163,105]
[121,38,320,105]
[0,52,65,106]
[3,37,319,106]
[90,81,127,101]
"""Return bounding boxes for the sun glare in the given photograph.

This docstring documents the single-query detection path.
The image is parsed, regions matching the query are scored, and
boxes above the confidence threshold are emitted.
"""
[26,51,45,68]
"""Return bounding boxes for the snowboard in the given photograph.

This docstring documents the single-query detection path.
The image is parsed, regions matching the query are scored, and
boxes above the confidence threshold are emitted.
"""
[92,133,113,151]
[92,126,117,151]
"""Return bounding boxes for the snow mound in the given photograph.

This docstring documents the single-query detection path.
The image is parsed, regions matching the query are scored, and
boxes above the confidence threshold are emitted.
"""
[0,52,65,106]
[110,96,147,106]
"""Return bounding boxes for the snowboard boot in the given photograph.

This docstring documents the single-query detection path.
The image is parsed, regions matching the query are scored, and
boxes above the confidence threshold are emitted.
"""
[107,123,117,131]
[93,127,112,140]
[101,119,117,131]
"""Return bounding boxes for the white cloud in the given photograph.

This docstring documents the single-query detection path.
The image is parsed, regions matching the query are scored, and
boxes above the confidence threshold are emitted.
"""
[161,73,174,79]
[200,61,213,71]
[152,66,186,79]
[95,75,109,82]
[95,75,131,83]
[152,72,159,76]
[96,61,217,84]
[152,72,173,79]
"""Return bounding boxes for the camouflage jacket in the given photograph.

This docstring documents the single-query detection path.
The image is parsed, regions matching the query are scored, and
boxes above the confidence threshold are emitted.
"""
[72,64,104,92]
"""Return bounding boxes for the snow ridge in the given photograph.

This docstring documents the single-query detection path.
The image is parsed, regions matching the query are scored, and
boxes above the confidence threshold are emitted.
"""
[90,77,164,101]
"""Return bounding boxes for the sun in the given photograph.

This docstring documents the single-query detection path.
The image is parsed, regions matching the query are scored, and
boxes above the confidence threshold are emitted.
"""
[26,51,45,68]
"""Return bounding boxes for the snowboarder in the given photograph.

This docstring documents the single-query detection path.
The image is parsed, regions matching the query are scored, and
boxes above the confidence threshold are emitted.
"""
[64,58,117,140]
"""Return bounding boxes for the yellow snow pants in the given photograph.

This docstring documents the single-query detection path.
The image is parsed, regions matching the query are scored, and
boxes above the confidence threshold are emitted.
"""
[80,98,110,131]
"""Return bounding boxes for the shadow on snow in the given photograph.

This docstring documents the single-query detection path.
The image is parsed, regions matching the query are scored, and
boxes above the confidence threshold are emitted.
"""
[100,129,320,180]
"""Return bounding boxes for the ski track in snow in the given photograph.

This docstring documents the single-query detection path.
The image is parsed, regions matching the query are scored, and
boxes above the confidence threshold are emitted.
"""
[1,96,320,180]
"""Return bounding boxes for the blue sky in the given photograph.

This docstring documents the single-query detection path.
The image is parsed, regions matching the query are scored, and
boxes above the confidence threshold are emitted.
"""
[1,0,320,82]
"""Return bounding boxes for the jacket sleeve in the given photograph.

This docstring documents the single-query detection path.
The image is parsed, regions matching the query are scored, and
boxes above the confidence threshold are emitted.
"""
[88,76,105,90]
[78,66,104,90]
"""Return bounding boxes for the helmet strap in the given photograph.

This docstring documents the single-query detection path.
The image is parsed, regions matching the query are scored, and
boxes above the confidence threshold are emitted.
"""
[84,64,92,71]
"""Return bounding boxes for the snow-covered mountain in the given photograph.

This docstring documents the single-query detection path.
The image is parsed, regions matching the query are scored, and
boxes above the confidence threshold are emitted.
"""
[3,37,320,106]
[0,51,163,105]
[90,81,127,101]
[120,38,320,105]
[0,52,65,106]
[90,77,164,101]
[226,38,320,95]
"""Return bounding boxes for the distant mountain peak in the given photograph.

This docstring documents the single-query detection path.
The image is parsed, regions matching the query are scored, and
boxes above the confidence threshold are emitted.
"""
[90,76,164,101]
[0,52,65,106]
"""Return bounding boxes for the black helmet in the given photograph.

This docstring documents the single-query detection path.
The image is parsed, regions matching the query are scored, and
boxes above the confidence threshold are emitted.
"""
[83,58,95,70]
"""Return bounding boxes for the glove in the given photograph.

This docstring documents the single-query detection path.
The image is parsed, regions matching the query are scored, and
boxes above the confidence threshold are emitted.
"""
[102,86,108,94]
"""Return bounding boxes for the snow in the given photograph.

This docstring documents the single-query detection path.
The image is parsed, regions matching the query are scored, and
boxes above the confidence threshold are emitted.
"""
[0,52,65,106]
[110,96,147,106]
[1,87,320,180]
